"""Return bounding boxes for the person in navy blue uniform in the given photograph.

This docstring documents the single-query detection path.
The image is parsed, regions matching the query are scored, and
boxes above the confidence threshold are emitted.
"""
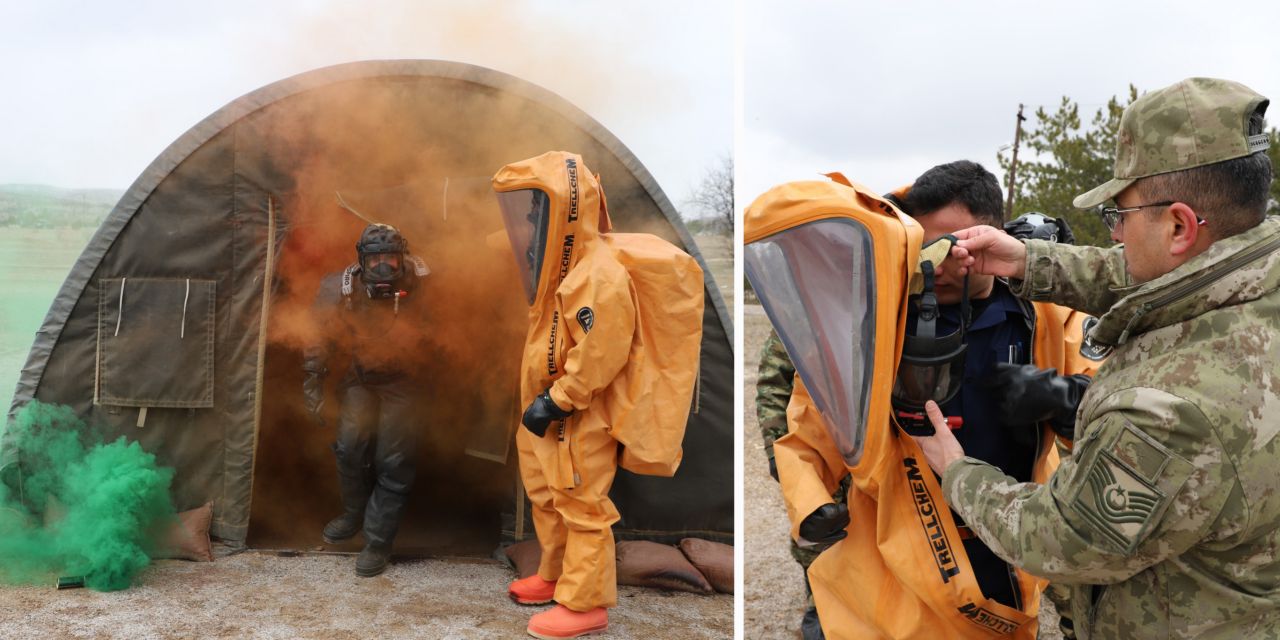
[899,161,1088,611]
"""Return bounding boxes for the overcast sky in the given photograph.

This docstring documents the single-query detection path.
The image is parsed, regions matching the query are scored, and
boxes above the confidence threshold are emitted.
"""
[0,1,730,210]
[742,0,1280,213]
[6,2,1277,220]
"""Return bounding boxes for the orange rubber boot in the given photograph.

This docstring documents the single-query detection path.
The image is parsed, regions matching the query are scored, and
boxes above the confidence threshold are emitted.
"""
[527,605,608,639]
[509,575,558,605]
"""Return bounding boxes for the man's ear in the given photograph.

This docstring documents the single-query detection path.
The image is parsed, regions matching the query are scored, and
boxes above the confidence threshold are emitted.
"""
[1166,202,1204,257]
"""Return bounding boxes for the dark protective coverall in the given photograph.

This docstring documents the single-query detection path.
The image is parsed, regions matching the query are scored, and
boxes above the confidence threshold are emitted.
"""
[303,265,428,549]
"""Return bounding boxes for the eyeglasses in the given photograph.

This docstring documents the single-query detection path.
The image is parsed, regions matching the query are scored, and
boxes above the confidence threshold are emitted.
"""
[1097,201,1174,231]
[1097,201,1207,232]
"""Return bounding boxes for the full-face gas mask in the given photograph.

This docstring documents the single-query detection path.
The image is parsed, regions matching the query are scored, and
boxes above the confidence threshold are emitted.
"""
[891,235,970,435]
[495,188,551,305]
[356,223,408,299]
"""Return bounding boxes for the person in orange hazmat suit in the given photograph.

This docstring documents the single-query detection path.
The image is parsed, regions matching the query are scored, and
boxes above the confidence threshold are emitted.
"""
[744,172,1100,639]
[492,150,703,640]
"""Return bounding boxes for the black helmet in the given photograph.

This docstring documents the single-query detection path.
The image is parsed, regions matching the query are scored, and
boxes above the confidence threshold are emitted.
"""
[357,223,407,255]
[356,223,408,298]
[1004,212,1075,245]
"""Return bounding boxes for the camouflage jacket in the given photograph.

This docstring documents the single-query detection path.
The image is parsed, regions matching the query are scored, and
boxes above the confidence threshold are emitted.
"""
[943,216,1280,639]
[756,328,795,469]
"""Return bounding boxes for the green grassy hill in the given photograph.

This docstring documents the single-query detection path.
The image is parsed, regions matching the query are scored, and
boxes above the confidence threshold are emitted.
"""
[0,184,122,228]
[1,185,120,414]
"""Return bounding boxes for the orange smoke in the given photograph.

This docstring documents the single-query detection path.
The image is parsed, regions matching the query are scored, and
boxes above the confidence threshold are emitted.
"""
[239,1,681,121]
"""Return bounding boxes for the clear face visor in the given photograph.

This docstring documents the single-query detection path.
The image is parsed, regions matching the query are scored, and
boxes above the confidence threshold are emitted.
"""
[745,218,876,466]
[360,252,403,283]
[496,189,551,305]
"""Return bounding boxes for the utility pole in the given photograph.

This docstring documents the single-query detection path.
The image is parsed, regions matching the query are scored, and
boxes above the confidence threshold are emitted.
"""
[1005,104,1026,219]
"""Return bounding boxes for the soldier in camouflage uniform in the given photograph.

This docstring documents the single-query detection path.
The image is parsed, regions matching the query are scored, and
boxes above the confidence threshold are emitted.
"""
[756,330,848,639]
[756,329,794,485]
[913,77,1277,639]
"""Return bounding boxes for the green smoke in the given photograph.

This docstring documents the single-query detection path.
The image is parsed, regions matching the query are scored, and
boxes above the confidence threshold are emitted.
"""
[0,401,176,591]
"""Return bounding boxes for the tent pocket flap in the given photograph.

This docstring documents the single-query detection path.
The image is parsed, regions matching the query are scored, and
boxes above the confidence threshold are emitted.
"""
[96,277,216,408]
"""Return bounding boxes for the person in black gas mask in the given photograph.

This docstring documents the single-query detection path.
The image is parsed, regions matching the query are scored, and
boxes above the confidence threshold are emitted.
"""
[302,222,431,577]
[888,162,1094,612]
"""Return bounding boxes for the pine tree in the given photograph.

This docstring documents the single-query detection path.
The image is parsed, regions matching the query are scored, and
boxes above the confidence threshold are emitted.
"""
[998,87,1137,247]
[1000,86,1279,246]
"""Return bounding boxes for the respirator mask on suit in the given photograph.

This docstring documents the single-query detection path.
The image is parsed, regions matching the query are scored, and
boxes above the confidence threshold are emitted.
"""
[891,235,970,436]
[356,223,408,299]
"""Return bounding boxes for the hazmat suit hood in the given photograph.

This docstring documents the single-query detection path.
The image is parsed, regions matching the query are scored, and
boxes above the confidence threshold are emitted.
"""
[493,151,612,306]
[744,174,924,466]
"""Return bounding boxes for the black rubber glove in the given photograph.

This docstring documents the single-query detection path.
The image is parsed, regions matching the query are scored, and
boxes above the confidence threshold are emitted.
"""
[302,370,326,428]
[522,389,573,437]
[798,503,850,545]
[1053,215,1076,245]
[990,363,1089,440]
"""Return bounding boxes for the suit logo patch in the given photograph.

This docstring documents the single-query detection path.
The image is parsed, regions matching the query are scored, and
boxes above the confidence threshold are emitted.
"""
[904,456,962,583]
[566,158,579,223]
[576,307,594,333]
[546,311,559,375]
[1079,316,1112,361]
[558,234,575,282]
[957,603,1021,635]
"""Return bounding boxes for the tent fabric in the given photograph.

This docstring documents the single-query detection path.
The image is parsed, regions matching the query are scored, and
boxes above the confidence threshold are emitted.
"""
[6,60,732,545]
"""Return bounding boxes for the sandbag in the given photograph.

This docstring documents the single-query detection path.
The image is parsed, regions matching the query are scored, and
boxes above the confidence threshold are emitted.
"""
[155,502,214,562]
[678,538,733,594]
[504,538,542,579]
[616,540,712,594]
[43,497,213,562]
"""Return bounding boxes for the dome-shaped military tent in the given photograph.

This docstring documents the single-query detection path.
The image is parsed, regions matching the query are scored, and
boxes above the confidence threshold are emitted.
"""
[6,60,732,554]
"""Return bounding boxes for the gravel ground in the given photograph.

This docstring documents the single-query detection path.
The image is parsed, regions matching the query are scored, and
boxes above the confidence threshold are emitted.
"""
[743,305,806,640]
[0,552,732,639]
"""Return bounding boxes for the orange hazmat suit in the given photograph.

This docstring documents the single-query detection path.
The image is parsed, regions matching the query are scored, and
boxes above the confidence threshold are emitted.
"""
[746,176,1099,639]
[493,151,703,611]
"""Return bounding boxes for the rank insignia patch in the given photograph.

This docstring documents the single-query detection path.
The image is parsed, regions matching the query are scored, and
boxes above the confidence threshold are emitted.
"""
[1070,419,1189,554]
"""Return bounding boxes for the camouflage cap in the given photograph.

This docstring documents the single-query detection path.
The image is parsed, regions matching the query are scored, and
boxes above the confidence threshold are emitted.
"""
[1074,77,1271,209]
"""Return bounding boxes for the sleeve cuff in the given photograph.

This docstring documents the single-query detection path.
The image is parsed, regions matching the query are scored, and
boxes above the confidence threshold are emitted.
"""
[1008,239,1057,300]
[547,385,575,412]
[783,473,840,543]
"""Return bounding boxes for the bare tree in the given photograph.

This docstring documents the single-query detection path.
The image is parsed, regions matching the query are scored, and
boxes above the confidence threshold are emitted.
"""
[686,155,734,234]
